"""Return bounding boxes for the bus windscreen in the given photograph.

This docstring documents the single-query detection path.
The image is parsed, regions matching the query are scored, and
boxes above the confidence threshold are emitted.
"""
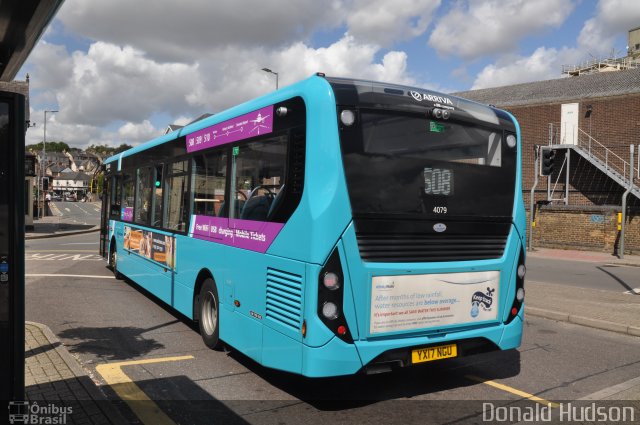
[341,110,516,219]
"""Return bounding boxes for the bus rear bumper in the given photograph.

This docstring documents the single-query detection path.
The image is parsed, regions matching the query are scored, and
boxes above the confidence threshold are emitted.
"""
[300,312,523,377]
[358,313,524,374]
[302,337,363,378]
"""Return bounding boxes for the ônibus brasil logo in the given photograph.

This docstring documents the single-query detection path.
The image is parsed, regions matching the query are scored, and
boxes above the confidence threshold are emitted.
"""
[8,401,73,424]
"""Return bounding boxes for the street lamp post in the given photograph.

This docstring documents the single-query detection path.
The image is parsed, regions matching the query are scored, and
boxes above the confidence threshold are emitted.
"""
[261,68,279,90]
[41,109,58,218]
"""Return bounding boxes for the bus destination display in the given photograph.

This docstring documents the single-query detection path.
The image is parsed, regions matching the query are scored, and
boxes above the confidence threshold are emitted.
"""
[424,167,453,196]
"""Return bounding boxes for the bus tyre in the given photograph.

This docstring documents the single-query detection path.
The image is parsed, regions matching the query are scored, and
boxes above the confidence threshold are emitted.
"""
[198,278,221,350]
[110,245,123,280]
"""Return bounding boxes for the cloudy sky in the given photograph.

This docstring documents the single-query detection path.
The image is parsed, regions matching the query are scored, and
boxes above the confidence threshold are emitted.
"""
[21,0,640,148]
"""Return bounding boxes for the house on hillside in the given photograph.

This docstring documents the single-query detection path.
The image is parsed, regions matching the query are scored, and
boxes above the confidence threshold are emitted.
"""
[52,171,92,197]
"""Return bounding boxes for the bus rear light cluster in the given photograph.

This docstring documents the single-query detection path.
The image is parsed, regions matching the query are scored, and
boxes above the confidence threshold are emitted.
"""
[322,302,339,320]
[506,249,526,323]
[317,249,353,343]
[323,272,340,291]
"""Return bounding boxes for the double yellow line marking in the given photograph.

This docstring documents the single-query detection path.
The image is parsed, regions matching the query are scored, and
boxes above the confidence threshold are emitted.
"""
[96,355,194,425]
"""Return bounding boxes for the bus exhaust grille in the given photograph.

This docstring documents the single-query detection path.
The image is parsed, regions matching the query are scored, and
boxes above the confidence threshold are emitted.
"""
[266,268,303,331]
[356,233,508,263]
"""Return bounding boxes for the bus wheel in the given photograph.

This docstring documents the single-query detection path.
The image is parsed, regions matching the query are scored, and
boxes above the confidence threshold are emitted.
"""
[198,278,221,350]
[110,245,123,280]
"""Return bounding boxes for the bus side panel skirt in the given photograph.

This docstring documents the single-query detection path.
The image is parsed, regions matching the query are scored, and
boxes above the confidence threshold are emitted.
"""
[173,279,194,319]
[262,326,302,374]
[219,308,262,363]
[117,251,173,305]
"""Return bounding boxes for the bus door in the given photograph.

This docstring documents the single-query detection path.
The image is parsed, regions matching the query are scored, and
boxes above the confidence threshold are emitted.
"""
[121,161,183,305]
[99,171,111,258]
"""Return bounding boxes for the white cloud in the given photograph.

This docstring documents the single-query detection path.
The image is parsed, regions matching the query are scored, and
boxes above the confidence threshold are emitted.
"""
[578,0,640,56]
[57,42,203,126]
[429,0,575,60]
[57,0,343,62]
[24,34,416,148]
[276,34,414,84]
[118,120,160,142]
[26,41,73,91]
[57,0,444,61]
[345,0,441,46]
[471,47,583,89]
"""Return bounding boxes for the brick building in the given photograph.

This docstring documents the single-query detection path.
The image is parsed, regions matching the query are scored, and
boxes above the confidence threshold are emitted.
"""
[455,67,640,253]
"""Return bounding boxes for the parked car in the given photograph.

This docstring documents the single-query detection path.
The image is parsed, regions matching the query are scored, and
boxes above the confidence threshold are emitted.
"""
[51,193,62,201]
[64,193,76,202]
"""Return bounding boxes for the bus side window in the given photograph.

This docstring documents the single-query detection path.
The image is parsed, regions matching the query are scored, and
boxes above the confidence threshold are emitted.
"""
[134,166,152,226]
[121,175,134,218]
[164,160,189,232]
[110,175,122,218]
[231,136,287,222]
[192,151,226,218]
[152,165,163,227]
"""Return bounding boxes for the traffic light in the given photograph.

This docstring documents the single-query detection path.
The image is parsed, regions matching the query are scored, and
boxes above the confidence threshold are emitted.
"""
[42,176,49,191]
[541,148,556,176]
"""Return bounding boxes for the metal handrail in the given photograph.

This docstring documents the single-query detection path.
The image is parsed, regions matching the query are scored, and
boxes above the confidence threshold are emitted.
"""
[548,123,639,183]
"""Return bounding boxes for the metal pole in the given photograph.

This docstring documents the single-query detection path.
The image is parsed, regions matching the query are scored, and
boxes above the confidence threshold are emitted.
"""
[41,110,58,218]
[565,149,570,205]
[529,146,540,251]
[41,112,47,219]
[620,144,634,259]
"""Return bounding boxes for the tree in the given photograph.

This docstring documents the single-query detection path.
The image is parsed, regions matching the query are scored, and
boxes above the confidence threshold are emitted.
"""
[113,143,133,154]
[25,140,70,153]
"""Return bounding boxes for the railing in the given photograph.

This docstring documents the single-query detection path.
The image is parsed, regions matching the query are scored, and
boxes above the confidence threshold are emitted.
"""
[548,122,639,184]
[561,56,640,76]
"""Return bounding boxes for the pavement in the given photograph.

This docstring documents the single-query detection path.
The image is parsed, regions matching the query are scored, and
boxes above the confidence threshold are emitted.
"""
[25,322,127,424]
[526,247,640,337]
[21,216,640,421]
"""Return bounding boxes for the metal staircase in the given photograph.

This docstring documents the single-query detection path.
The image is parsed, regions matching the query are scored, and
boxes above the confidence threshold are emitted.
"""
[548,123,640,201]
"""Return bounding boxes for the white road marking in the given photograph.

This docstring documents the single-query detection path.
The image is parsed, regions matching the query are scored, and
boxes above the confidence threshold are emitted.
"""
[26,273,114,279]
[26,253,103,261]
[65,207,71,212]
[75,203,92,215]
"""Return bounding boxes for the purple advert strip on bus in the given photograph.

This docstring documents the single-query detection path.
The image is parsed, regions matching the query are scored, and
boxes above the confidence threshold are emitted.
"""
[190,215,284,253]
[186,105,274,153]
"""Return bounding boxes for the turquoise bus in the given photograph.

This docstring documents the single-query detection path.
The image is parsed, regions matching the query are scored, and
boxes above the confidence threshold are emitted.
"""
[99,74,526,377]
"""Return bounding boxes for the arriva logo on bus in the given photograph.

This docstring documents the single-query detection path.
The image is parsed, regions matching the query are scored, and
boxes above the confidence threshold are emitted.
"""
[409,90,454,105]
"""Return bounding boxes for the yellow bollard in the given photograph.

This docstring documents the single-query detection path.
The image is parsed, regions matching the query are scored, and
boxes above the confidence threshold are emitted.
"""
[617,212,622,231]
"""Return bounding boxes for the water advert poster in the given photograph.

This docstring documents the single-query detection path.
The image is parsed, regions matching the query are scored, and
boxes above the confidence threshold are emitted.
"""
[370,271,500,334]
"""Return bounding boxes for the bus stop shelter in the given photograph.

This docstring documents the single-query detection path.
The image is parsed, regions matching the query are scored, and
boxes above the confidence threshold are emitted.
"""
[0,0,65,403]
